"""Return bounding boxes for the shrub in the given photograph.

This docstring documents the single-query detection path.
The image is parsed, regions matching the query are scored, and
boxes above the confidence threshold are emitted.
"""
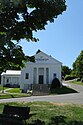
[11,84,20,88]
[4,83,11,87]
[76,78,81,81]
[50,78,61,89]
[64,75,76,81]
[81,78,83,82]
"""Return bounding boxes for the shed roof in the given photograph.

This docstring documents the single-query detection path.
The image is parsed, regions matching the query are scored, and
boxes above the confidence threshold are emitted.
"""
[1,70,21,76]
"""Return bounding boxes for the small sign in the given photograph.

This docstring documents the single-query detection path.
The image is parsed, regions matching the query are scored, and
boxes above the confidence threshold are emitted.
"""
[36,58,49,61]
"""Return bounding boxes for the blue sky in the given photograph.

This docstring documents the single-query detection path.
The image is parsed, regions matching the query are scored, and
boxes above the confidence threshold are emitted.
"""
[19,0,83,68]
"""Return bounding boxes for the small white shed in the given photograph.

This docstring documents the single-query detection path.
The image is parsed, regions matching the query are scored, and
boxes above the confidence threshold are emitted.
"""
[1,70,21,87]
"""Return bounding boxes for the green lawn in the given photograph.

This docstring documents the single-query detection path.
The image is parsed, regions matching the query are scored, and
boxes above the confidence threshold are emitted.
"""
[0,93,31,99]
[0,84,78,99]
[0,102,83,125]
[0,85,8,91]
[6,88,21,93]
[0,85,31,98]
[70,80,83,85]
[0,85,22,93]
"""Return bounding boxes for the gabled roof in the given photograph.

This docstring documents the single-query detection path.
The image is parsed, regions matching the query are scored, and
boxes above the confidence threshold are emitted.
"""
[34,49,62,65]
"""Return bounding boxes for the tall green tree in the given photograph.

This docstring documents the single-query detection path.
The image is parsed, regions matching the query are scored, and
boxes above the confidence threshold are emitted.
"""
[62,65,71,77]
[72,50,83,79]
[0,0,67,73]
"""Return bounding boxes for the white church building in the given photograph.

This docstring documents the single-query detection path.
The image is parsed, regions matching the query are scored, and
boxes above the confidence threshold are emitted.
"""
[1,50,62,93]
[20,50,62,92]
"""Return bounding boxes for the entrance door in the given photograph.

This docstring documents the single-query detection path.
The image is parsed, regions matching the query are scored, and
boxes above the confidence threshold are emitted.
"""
[39,75,43,84]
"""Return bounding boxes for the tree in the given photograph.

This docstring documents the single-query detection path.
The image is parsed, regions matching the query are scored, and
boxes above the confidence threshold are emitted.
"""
[0,0,67,72]
[62,65,71,78]
[72,50,83,79]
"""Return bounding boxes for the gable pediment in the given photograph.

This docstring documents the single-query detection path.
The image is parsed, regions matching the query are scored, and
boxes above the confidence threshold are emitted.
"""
[34,51,62,65]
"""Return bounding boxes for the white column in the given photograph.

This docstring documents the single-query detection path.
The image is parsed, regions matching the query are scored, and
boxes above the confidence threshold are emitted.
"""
[5,76,6,85]
[44,68,46,84]
[1,75,3,86]
[36,68,38,84]
[11,77,12,85]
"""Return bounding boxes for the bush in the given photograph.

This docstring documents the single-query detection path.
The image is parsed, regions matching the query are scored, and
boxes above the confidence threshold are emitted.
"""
[64,75,76,81]
[11,84,20,88]
[4,83,11,87]
[76,78,81,81]
[50,78,61,89]
[81,78,83,82]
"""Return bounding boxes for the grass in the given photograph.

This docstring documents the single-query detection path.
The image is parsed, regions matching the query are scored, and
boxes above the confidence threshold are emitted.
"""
[0,85,8,91]
[70,80,83,85]
[0,84,78,99]
[0,102,83,125]
[6,88,21,93]
[0,93,31,99]
[0,85,32,99]
[0,85,31,99]
[0,85,3,91]
[0,86,31,99]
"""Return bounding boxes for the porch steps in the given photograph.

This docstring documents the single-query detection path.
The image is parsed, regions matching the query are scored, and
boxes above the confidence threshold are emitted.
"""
[32,84,50,96]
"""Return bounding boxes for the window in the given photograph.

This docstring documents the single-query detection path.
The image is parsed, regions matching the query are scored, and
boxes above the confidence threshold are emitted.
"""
[25,73,29,79]
[6,79,9,83]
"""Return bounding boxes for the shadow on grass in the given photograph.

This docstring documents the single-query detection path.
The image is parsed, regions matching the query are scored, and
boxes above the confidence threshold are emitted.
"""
[49,115,83,125]
[1,116,83,125]
[50,85,78,94]
[10,94,15,98]
[0,113,36,125]
[28,119,45,125]
[28,116,83,125]
[49,115,66,125]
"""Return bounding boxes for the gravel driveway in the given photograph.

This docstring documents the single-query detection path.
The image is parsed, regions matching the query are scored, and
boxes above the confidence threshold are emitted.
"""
[0,82,83,104]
